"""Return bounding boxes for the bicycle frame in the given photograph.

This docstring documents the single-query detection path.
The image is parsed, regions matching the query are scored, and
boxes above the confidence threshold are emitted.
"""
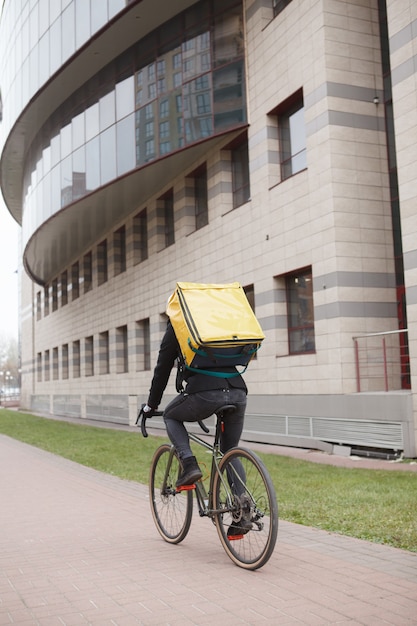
[186,423,235,518]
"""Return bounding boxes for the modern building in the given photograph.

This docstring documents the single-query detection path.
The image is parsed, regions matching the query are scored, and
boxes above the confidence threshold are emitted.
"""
[1,0,416,457]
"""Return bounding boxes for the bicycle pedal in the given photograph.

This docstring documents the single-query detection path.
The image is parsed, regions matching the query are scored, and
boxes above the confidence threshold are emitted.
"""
[227,534,245,541]
[176,484,196,492]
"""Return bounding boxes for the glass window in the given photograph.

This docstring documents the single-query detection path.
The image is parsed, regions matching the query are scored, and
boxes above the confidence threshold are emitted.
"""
[72,146,86,199]
[37,352,42,382]
[116,76,134,120]
[113,226,126,275]
[49,16,62,75]
[83,251,92,293]
[213,7,244,67]
[213,62,245,131]
[145,121,154,138]
[133,209,148,264]
[71,262,79,300]
[116,113,135,176]
[85,336,94,377]
[99,91,116,131]
[86,136,100,190]
[136,318,151,371]
[52,279,58,311]
[148,83,157,100]
[160,99,169,118]
[157,59,166,76]
[147,63,155,80]
[61,2,75,62]
[36,291,42,321]
[72,112,85,150]
[145,139,155,160]
[173,53,181,70]
[116,325,128,373]
[73,340,80,378]
[60,123,72,159]
[162,189,174,248]
[99,331,110,374]
[159,121,169,138]
[61,155,72,206]
[286,268,315,354]
[44,350,50,381]
[75,0,91,48]
[85,102,100,141]
[50,0,61,24]
[190,164,208,230]
[278,92,307,180]
[231,134,250,209]
[273,0,293,17]
[91,1,108,32]
[97,239,108,285]
[109,0,125,19]
[100,126,117,184]
[61,271,68,306]
[38,32,50,85]
[62,344,69,379]
[197,93,211,114]
[160,141,171,155]
[50,134,61,167]
[53,347,59,380]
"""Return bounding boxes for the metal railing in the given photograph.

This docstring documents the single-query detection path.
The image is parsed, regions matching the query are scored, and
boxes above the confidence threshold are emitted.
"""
[352,329,410,392]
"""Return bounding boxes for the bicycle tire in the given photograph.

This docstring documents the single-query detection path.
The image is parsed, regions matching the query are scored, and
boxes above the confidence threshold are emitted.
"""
[149,444,193,544]
[212,447,278,570]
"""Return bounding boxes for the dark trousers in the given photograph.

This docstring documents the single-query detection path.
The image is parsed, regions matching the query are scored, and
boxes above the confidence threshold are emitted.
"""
[163,388,247,460]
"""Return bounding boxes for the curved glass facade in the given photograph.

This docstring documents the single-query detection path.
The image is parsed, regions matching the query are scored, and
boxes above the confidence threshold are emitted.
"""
[0,0,127,141]
[20,0,245,255]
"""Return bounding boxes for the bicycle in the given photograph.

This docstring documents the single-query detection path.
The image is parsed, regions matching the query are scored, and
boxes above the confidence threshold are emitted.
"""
[138,404,278,570]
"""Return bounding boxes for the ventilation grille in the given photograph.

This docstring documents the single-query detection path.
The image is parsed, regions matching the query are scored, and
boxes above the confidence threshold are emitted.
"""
[245,414,404,450]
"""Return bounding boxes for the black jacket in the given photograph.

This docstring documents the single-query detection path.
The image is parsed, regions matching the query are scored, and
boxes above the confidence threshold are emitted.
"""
[147,321,247,409]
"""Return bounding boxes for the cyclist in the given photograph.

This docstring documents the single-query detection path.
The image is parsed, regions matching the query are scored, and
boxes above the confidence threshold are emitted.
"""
[143,319,247,491]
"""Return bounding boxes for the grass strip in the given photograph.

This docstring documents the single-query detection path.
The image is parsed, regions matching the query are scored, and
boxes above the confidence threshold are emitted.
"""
[1,409,416,552]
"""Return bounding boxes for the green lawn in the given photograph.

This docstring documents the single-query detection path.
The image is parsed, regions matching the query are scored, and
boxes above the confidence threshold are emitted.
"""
[1,409,416,552]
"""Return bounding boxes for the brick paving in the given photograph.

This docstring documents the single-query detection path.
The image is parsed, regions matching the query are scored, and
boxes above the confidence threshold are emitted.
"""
[1,432,417,625]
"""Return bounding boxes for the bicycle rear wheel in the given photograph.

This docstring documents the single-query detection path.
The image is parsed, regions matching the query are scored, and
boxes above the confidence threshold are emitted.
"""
[149,444,193,544]
[212,447,278,570]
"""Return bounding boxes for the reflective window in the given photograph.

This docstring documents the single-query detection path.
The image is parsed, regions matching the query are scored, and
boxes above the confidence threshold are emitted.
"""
[49,17,62,75]
[61,123,72,159]
[91,1,108,33]
[62,2,75,62]
[75,0,91,48]
[116,114,136,175]
[99,92,116,131]
[85,103,100,141]
[286,268,315,354]
[17,0,246,251]
[231,133,250,209]
[100,126,117,184]
[86,136,100,190]
[72,112,85,150]
[116,76,134,120]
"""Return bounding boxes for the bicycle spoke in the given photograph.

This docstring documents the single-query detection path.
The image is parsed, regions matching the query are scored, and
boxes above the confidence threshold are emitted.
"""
[149,444,193,544]
[213,448,278,569]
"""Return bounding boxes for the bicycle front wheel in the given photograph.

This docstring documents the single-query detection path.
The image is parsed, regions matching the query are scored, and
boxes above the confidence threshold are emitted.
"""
[213,447,278,570]
[149,444,193,544]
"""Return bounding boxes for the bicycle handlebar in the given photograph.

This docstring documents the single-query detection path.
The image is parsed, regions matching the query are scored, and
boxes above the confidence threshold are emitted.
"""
[137,404,210,437]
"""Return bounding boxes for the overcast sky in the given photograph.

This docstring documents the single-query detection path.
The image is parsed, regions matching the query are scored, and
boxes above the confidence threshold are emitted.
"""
[0,195,20,340]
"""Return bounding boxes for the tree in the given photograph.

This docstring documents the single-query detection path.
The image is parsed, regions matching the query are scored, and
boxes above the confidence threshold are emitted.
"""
[0,332,19,390]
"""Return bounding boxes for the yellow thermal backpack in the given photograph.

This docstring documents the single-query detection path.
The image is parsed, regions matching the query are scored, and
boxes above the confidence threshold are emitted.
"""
[167,282,264,377]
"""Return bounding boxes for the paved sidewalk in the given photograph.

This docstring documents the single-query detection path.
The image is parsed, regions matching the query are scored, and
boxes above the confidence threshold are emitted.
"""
[1,435,417,625]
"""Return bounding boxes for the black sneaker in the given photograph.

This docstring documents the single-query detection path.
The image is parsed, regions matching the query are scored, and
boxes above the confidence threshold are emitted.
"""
[176,456,202,488]
[227,519,252,538]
